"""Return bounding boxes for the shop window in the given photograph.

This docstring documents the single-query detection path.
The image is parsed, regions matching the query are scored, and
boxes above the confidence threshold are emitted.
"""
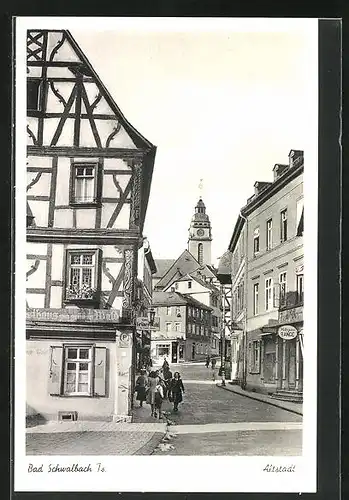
[27,79,41,112]
[266,219,273,250]
[70,163,100,205]
[248,341,261,373]
[253,228,260,256]
[48,345,107,397]
[253,283,259,315]
[65,250,101,303]
[265,277,273,311]
[157,344,170,357]
[280,209,288,242]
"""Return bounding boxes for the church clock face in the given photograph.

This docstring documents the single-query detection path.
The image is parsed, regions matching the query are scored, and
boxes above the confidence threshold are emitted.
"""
[197,229,204,237]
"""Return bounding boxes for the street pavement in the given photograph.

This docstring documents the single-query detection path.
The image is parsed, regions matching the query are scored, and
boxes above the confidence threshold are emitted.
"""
[26,362,302,456]
[134,362,302,455]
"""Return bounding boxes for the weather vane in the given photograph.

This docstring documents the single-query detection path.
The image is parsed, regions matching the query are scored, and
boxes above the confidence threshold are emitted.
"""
[198,178,204,198]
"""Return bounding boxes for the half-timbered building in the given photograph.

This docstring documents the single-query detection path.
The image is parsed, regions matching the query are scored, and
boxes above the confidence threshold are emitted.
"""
[26,30,156,423]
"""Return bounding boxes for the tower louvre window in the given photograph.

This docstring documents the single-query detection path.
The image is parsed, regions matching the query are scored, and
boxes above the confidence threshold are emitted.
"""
[198,243,203,264]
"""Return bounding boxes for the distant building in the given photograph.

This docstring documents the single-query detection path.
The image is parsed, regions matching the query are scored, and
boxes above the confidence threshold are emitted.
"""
[151,291,212,364]
[164,273,221,357]
[227,150,304,402]
[26,30,156,423]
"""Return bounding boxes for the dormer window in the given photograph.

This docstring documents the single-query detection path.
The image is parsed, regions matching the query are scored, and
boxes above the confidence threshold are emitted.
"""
[188,281,192,289]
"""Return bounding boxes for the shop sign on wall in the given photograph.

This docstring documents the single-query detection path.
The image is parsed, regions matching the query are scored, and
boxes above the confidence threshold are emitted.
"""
[278,325,298,340]
[26,308,120,323]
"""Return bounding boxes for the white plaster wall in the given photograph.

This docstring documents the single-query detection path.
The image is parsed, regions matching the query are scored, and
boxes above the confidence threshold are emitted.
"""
[103,158,130,171]
[75,209,96,229]
[50,286,63,308]
[27,172,51,197]
[54,209,74,228]
[27,156,52,168]
[29,200,49,227]
[27,242,47,256]
[27,293,45,308]
[51,244,64,281]
[101,203,130,229]
[27,118,39,146]
[26,258,47,289]
[55,157,71,206]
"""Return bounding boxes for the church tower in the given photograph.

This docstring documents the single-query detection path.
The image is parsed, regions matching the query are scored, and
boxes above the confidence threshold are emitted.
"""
[188,198,212,266]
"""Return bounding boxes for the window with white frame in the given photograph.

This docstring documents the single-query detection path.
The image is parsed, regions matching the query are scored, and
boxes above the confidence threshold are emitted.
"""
[64,346,92,395]
[200,325,204,336]
[174,322,181,332]
[65,251,100,301]
[48,345,107,398]
[71,164,98,204]
[166,306,172,316]
[296,272,304,303]
[165,322,172,333]
[280,209,288,242]
[253,283,259,315]
[175,306,181,317]
[279,272,287,306]
[253,228,260,256]
[157,344,170,357]
[265,277,273,311]
[251,341,261,373]
[296,199,304,236]
[266,219,273,250]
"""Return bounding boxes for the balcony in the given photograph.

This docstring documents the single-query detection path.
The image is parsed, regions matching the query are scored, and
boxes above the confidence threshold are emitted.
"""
[279,291,303,324]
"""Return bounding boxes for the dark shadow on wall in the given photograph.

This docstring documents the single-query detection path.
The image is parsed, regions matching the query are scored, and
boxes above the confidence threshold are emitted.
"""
[26,404,47,428]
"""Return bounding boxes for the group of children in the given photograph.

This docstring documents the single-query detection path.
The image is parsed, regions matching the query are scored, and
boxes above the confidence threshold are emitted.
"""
[134,359,185,418]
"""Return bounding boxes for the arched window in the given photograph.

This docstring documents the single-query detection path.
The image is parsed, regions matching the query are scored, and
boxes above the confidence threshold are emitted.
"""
[198,243,203,264]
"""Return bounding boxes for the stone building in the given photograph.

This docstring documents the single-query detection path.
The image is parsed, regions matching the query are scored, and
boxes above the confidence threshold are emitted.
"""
[151,291,212,364]
[26,29,156,422]
[227,150,304,401]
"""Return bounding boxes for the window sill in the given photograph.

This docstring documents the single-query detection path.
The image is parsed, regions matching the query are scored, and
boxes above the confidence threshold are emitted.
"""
[69,201,101,209]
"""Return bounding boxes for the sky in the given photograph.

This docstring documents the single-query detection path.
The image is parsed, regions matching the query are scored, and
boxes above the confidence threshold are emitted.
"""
[68,20,317,264]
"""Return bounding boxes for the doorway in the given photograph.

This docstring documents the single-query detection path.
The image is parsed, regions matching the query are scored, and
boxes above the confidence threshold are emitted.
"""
[192,343,195,360]
[172,342,178,363]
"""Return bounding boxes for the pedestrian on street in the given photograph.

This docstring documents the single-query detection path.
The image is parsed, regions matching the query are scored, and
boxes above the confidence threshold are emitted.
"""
[162,365,172,399]
[162,357,169,371]
[168,372,185,412]
[134,369,148,407]
[146,370,161,417]
[154,380,164,419]
[205,354,211,368]
[211,357,217,369]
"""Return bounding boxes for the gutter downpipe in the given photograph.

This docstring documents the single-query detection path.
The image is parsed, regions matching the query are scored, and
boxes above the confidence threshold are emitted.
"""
[240,211,248,390]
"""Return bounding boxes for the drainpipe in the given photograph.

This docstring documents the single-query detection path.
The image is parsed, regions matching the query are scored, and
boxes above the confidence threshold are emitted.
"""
[240,211,248,390]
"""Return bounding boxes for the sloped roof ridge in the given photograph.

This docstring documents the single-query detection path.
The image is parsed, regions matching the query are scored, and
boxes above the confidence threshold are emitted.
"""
[155,249,200,288]
[64,30,154,150]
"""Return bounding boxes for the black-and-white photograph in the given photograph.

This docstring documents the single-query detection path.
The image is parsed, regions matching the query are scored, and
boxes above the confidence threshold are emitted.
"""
[15,17,320,493]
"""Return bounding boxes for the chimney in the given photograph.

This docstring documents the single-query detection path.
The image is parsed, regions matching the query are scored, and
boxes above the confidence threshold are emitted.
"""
[273,163,289,181]
[289,150,304,168]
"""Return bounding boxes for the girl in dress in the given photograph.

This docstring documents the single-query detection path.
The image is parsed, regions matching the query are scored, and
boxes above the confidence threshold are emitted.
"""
[168,372,185,412]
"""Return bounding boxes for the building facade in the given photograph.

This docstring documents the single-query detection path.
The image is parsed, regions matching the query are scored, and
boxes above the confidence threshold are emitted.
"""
[151,291,212,364]
[228,150,304,402]
[26,30,156,423]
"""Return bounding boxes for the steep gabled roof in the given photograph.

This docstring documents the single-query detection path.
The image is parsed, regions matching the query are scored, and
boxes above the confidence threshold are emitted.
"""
[63,30,155,150]
[154,250,201,290]
[153,259,176,279]
[152,291,212,310]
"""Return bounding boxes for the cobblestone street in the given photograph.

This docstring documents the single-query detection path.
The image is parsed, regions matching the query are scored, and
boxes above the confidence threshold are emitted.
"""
[26,362,302,456]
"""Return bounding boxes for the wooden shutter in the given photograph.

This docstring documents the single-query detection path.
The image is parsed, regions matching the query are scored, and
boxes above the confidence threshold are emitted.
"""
[247,342,252,372]
[48,346,63,395]
[94,347,107,397]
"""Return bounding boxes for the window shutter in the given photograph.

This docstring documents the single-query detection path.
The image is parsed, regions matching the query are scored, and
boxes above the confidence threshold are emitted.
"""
[247,342,252,372]
[273,284,280,308]
[48,346,63,395]
[94,346,107,397]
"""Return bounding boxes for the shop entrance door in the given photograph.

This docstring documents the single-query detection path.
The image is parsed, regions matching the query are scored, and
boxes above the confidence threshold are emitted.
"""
[192,343,195,360]
[288,341,296,389]
[172,342,178,363]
